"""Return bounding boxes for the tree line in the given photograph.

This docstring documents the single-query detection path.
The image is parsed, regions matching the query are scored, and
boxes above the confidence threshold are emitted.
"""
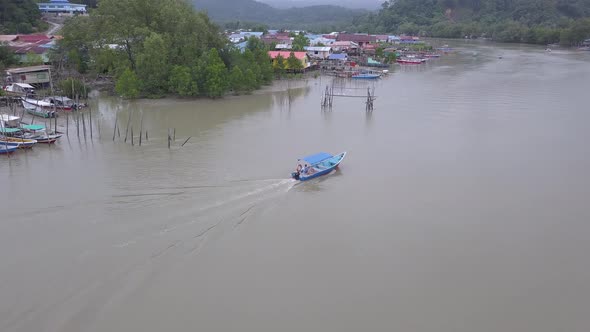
[54,0,275,99]
[348,0,590,46]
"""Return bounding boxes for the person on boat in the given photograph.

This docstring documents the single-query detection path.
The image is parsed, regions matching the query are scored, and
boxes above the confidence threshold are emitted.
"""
[295,164,302,176]
[302,164,309,175]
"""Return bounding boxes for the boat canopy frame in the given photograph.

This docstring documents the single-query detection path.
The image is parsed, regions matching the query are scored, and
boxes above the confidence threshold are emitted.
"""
[298,152,333,165]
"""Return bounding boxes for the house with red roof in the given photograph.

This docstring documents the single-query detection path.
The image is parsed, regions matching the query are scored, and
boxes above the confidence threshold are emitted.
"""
[7,35,55,64]
[267,51,310,70]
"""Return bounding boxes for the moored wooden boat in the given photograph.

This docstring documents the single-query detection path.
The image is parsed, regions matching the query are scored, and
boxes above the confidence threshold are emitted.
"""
[0,114,21,127]
[2,83,35,97]
[397,58,423,64]
[17,124,61,144]
[0,144,18,154]
[352,73,381,79]
[291,152,346,181]
[21,98,58,118]
[0,137,37,149]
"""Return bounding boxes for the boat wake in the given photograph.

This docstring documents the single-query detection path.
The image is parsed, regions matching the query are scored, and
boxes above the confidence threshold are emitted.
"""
[110,178,296,250]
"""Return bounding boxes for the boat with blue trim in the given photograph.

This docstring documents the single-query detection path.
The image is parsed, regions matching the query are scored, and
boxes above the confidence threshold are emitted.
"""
[352,73,381,79]
[0,137,37,149]
[0,144,18,154]
[291,152,346,181]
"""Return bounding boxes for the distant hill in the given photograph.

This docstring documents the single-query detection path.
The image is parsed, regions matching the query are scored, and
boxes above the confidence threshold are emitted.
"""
[191,0,367,31]
[352,0,590,45]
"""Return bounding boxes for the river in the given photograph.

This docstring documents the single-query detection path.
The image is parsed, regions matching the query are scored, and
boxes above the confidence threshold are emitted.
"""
[1,41,590,332]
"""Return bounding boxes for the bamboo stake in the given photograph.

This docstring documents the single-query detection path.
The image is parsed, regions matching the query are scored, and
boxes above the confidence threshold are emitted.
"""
[76,96,80,138]
[89,106,92,139]
[124,108,132,142]
[112,111,118,141]
[131,126,134,146]
[181,137,191,147]
[139,111,144,146]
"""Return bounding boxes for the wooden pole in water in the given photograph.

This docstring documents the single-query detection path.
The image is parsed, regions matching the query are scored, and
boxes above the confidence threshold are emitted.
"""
[76,95,80,138]
[139,111,144,146]
[88,106,92,140]
[167,129,171,149]
[131,126,134,146]
[145,130,148,141]
[124,108,132,142]
[66,111,69,136]
[173,128,176,141]
[112,111,118,141]
[181,136,191,147]
[81,112,87,139]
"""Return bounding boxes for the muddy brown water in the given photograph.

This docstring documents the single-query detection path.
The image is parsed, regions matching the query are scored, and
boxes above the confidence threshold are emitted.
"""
[1,41,590,332]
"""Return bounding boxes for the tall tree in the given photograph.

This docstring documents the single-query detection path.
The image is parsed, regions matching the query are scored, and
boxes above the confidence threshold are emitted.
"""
[273,54,286,77]
[0,43,17,71]
[229,66,244,94]
[136,33,170,97]
[115,68,140,99]
[203,48,228,98]
[286,52,303,71]
[169,65,196,96]
[292,33,310,51]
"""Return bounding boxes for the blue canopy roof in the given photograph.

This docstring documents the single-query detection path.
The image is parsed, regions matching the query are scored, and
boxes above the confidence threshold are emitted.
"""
[300,152,333,165]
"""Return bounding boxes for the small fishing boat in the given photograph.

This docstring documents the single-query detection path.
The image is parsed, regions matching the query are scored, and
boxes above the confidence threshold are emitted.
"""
[0,137,37,149]
[21,98,58,118]
[352,73,381,79]
[2,83,35,97]
[18,124,61,144]
[0,114,21,127]
[397,58,423,64]
[0,144,18,154]
[291,152,346,181]
[40,96,83,112]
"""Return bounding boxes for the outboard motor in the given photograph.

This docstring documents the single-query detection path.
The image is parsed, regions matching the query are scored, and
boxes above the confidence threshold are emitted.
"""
[291,171,300,180]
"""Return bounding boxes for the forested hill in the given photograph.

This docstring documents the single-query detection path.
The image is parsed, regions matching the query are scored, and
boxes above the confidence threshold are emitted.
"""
[353,0,590,45]
[0,0,48,34]
[191,0,366,32]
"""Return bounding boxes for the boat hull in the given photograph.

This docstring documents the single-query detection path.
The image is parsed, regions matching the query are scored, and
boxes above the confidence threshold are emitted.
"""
[0,145,18,154]
[352,74,380,79]
[0,138,37,149]
[22,98,59,118]
[293,152,346,181]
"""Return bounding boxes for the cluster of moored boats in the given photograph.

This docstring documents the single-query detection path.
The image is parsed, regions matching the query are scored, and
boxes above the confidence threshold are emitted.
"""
[0,114,62,154]
[3,83,85,118]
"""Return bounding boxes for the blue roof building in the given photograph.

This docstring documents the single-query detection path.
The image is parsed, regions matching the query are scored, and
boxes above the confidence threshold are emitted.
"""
[38,0,87,13]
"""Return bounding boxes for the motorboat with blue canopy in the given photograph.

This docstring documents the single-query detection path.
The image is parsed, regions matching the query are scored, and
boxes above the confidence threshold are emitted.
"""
[291,151,346,181]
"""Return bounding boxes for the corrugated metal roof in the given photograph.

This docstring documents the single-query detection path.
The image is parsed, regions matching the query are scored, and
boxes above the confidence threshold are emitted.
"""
[6,65,52,74]
[304,46,331,52]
